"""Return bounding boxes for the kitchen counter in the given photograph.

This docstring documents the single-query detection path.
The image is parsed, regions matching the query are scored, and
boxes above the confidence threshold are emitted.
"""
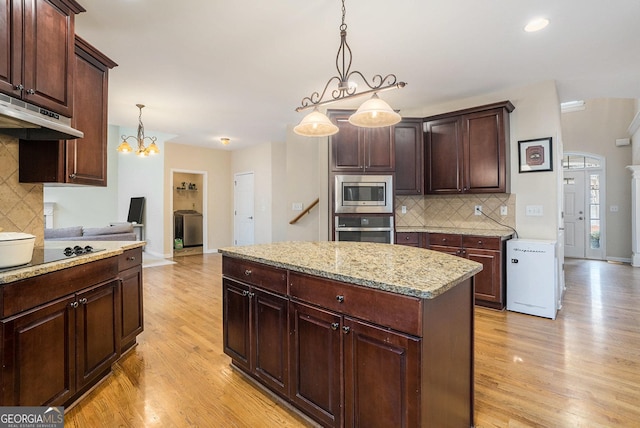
[396,225,514,238]
[218,240,482,299]
[0,240,145,285]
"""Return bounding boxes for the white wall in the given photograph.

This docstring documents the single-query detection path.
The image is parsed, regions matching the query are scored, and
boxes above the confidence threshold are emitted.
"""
[43,125,120,228]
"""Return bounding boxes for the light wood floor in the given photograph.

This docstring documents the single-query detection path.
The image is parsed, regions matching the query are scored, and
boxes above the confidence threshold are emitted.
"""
[64,255,640,427]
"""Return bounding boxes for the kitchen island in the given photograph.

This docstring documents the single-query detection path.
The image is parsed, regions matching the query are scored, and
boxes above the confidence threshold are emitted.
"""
[0,240,145,407]
[219,241,482,428]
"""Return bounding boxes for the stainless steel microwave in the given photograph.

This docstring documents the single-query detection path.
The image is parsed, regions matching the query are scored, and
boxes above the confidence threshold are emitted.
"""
[334,174,393,214]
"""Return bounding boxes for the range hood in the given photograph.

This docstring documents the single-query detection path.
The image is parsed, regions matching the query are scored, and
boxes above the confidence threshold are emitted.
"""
[0,93,83,140]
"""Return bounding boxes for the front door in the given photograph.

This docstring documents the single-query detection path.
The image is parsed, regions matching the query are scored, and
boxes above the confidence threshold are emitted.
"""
[564,170,586,258]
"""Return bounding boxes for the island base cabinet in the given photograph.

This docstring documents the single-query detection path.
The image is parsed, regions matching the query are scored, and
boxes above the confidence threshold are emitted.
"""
[343,317,420,428]
[223,278,289,397]
[289,302,342,428]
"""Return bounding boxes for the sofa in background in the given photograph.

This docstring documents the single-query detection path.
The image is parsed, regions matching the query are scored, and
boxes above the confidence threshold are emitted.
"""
[45,224,137,241]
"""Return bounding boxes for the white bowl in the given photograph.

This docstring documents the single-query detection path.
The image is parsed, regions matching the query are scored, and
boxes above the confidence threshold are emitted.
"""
[0,232,36,268]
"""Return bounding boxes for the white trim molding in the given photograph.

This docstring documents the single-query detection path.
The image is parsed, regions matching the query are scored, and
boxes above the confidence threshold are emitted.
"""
[627,165,640,267]
[629,110,640,136]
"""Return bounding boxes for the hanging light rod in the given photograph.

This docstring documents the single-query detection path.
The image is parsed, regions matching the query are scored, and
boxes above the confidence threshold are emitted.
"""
[294,0,406,136]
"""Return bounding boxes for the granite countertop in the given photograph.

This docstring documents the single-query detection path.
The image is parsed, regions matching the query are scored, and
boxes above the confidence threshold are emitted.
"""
[395,226,514,239]
[219,241,482,299]
[0,241,145,285]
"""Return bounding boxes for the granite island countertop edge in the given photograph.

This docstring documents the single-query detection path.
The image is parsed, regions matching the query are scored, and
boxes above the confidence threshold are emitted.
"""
[219,242,482,299]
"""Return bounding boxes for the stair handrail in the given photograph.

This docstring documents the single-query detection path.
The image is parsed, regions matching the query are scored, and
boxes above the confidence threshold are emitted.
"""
[289,198,320,225]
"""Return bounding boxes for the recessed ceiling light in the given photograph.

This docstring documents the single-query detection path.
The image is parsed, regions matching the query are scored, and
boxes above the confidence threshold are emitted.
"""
[524,17,549,32]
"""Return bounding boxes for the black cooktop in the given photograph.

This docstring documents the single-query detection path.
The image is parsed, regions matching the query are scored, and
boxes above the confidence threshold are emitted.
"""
[0,246,105,273]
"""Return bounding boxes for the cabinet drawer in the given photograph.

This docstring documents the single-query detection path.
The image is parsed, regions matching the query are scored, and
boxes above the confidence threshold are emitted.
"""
[223,257,287,295]
[289,272,421,336]
[429,233,462,247]
[119,247,143,271]
[396,232,419,245]
[462,236,501,250]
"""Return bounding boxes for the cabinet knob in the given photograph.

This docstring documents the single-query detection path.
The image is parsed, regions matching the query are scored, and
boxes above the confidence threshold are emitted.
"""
[244,269,252,276]
[242,290,249,297]
[405,236,410,240]
[69,173,77,179]
[14,84,24,91]
[79,298,88,305]
[26,88,35,95]
[342,326,351,334]
[336,295,345,303]
[127,256,136,261]
[248,292,255,298]
[70,301,78,308]
[477,240,483,245]
[330,322,339,331]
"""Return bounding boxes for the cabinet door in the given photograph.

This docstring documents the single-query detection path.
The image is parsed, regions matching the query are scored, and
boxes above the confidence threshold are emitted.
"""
[252,287,289,396]
[364,127,394,172]
[66,38,114,186]
[330,114,364,171]
[425,116,463,193]
[464,108,508,193]
[76,280,120,389]
[289,301,342,428]
[0,0,20,96]
[1,295,76,406]
[119,265,144,352]
[394,119,424,194]
[222,278,251,371]
[343,317,420,428]
[22,0,77,116]
[466,247,502,307]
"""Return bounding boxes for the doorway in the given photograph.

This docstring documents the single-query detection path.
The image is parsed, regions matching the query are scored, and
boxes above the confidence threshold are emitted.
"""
[172,170,207,255]
[234,172,255,246]
[563,153,605,260]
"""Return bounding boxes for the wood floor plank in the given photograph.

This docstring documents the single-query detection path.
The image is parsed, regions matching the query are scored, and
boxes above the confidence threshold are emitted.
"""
[64,255,640,427]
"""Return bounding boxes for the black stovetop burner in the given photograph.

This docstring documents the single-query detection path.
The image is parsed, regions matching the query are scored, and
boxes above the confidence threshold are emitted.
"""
[0,246,106,273]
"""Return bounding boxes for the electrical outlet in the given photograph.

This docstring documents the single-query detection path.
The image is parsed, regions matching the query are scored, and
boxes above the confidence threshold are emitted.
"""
[401,205,407,214]
[500,206,508,216]
[292,202,303,211]
[474,205,482,216]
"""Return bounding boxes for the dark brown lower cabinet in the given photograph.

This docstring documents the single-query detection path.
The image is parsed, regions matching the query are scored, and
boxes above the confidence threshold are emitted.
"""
[223,255,474,427]
[119,247,144,352]
[1,279,119,406]
[223,278,289,397]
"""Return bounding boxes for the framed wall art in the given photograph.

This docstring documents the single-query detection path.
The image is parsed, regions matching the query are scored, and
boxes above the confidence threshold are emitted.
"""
[518,137,553,173]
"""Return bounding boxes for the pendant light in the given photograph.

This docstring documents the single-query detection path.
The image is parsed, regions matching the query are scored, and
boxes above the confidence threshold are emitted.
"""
[293,108,339,137]
[117,104,159,156]
[294,0,406,136]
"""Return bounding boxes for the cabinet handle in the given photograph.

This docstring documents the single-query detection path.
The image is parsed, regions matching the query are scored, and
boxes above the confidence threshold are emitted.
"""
[14,84,24,91]
[79,298,88,305]
[336,295,344,303]
[331,322,339,331]
[244,269,252,276]
[26,88,35,95]
[342,326,351,334]
[127,256,136,261]
[70,301,79,308]
[405,236,410,240]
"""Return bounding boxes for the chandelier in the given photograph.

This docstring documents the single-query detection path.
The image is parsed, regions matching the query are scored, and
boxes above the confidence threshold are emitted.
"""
[117,104,160,156]
[293,0,406,137]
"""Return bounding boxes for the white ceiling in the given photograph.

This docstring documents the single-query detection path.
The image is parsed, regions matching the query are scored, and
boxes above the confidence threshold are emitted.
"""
[75,0,640,151]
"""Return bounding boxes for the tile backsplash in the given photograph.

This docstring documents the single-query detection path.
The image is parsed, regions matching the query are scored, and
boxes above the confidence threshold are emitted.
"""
[396,193,516,230]
[0,135,44,245]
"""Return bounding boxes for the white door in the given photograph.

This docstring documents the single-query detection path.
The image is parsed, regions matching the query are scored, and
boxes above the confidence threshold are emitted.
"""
[564,170,586,258]
[234,172,255,246]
